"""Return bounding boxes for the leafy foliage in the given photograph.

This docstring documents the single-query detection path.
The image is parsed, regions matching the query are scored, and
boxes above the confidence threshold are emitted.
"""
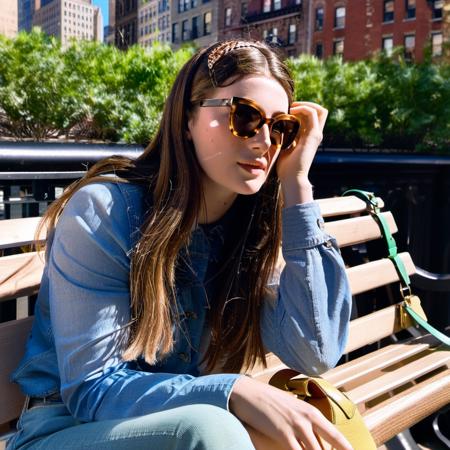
[287,49,449,152]
[0,30,448,152]
[0,29,193,144]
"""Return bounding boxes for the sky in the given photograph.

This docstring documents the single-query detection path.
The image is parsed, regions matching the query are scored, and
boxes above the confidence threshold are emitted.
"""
[92,0,109,28]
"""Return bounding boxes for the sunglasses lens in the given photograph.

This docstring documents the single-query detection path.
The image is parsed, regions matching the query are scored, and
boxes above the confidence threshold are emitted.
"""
[272,119,300,150]
[232,102,262,137]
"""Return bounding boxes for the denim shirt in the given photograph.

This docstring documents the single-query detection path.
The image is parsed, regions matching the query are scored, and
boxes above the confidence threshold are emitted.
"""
[11,181,351,423]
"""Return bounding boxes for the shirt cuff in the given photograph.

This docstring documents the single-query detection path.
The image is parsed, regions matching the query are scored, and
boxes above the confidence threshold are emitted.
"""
[191,373,243,411]
[282,201,329,250]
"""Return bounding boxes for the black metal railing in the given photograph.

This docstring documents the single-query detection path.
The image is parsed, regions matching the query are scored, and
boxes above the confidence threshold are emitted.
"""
[1,142,450,329]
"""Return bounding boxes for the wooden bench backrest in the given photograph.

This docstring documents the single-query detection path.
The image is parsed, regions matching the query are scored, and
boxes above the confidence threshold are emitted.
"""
[0,195,430,428]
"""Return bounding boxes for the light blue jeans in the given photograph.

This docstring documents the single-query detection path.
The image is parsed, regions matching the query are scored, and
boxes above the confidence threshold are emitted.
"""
[7,399,255,450]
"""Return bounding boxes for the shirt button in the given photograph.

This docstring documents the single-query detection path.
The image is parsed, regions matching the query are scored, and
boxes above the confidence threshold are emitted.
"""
[178,352,190,362]
[185,311,198,320]
[324,240,333,248]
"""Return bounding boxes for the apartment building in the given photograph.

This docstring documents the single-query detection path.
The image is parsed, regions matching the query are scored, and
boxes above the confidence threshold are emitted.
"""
[171,0,219,48]
[310,0,446,61]
[138,0,171,47]
[0,0,18,37]
[32,0,103,46]
[220,0,303,56]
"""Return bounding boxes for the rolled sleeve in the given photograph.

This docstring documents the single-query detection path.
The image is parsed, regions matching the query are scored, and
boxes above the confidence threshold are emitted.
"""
[261,201,351,376]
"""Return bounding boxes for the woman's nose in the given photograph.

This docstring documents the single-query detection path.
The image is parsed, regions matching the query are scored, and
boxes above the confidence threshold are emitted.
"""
[249,124,272,153]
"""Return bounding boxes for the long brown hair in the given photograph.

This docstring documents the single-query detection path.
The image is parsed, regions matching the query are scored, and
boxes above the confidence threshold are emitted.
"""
[39,40,295,373]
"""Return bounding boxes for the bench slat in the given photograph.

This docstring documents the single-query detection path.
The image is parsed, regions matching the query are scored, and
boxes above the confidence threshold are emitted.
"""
[325,212,397,248]
[0,252,45,302]
[347,348,450,404]
[346,252,416,295]
[0,318,33,425]
[364,368,450,445]
[0,217,45,250]
[317,196,384,218]
[324,334,439,387]
[345,306,400,353]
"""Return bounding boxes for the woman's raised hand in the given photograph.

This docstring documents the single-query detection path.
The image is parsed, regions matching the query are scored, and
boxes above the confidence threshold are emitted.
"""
[276,102,328,206]
[229,375,353,450]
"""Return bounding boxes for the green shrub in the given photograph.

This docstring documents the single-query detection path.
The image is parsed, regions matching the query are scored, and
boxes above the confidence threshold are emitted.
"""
[287,49,449,152]
[0,30,448,152]
[0,29,194,144]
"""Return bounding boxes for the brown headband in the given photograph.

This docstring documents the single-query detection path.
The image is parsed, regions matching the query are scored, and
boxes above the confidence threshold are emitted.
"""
[207,40,259,87]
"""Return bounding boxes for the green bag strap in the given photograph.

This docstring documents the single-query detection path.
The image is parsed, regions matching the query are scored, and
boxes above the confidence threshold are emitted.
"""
[342,189,410,290]
[342,189,450,347]
[404,304,450,346]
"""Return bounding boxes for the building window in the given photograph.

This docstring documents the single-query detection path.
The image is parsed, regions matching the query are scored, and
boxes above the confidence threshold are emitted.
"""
[178,0,183,13]
[264,27,278,44]
[183,0,189,11]
[334,6,345,28]
[224,7,231,26]
[263,0,271,13]
[315,42,323,58]
[182,19,189,41]
[333,39,344,55]
[382,36,393,55]
[288,23,297,44]
[405,0,415,19]
[203,11,211,35]
[274,0,281,10]
[192,15,198,38]
[432,32,443,56]
[404,34,415,59]
[315,7,323,31]
[383,0,394,22]
[432,0,443,19]
[191,0,197,7]
[241,2,247,17]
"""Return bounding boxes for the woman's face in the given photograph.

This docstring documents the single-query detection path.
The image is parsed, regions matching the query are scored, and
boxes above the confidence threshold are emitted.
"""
[188,75,289,202]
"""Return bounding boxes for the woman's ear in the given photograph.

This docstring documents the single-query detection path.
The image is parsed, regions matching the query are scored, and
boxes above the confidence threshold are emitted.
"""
[186,118,193,141]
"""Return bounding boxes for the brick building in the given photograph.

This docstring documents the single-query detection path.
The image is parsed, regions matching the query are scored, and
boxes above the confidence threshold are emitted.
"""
[310,0,446,61]
[171,0,219,49]
[219,0,303,56]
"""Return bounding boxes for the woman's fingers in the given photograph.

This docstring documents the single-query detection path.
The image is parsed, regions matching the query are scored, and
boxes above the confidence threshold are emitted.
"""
[316,424,353,450]
[311,416,354,450]
[296,427,326,450]
[290,102,328,135]
[229,376,353,450]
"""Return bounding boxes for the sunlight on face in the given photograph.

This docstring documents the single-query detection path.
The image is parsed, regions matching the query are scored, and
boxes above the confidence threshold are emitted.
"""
[202,151,223,161]
[209,119,220,128]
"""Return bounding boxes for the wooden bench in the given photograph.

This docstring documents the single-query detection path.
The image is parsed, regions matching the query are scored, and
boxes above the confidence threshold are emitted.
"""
[1,194,449,449]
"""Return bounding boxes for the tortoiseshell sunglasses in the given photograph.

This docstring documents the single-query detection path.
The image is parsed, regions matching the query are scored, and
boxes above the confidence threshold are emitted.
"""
[200,97,300,151]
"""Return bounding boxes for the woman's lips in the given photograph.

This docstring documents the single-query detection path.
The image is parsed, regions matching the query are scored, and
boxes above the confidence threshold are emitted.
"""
[237,160,267,174]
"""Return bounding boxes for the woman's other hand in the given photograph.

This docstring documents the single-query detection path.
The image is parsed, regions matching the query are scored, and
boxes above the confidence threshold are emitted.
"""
[229,376,353,450]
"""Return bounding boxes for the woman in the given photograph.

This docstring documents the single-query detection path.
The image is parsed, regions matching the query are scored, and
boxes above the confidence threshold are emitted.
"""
[9,40,352,450]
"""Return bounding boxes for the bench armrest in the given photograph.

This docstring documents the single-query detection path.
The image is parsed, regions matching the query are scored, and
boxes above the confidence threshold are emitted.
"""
[411,266,450,293]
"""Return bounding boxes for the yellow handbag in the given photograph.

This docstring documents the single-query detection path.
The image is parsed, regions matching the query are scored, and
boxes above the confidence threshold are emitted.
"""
[269,369,377,450]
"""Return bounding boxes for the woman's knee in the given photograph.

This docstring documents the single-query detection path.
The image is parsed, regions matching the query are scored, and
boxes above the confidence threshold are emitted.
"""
[178,404,254,450]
